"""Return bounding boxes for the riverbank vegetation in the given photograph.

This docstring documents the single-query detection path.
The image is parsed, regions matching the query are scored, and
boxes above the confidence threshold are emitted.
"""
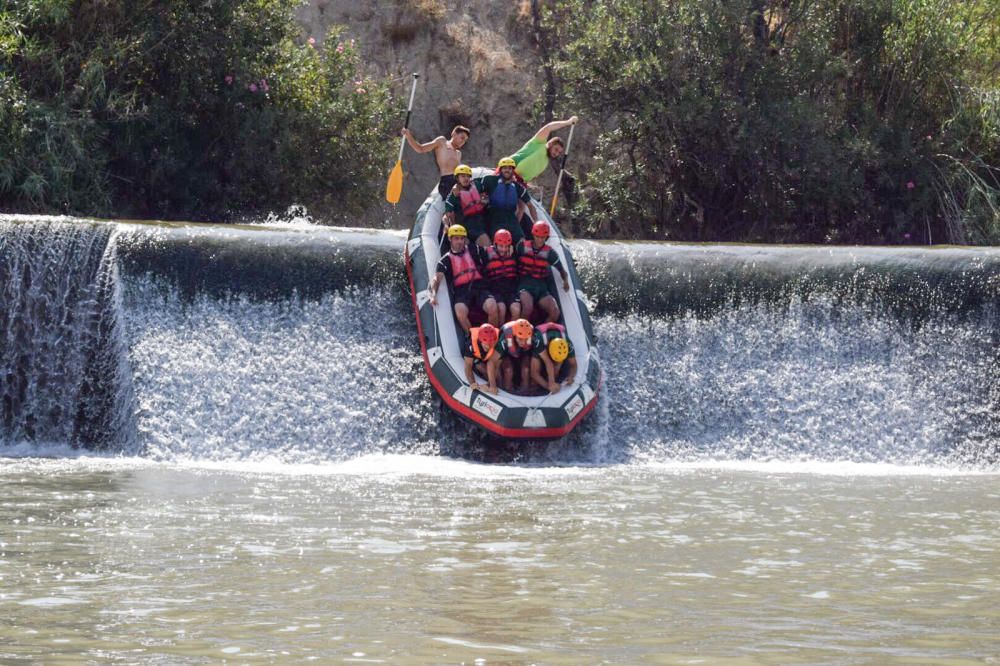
[0,0,394,222]
[543,0,1000,244]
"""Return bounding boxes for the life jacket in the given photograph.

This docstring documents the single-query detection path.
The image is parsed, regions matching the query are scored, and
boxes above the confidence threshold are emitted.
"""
[500,322,529,359]
[535,322,566,346]
[491,180,519,211]
[457,183,485,217]
[484,246,518,283]
[517,240,555,280]
[448,248,483,288]
[470,326,495,362]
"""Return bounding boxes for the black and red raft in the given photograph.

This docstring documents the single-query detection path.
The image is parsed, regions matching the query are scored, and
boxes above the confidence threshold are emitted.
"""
[404,168,602,439]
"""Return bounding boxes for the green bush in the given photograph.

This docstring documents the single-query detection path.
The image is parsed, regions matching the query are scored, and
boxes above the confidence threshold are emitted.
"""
[545,0,1000,244]
[0,0,395,222]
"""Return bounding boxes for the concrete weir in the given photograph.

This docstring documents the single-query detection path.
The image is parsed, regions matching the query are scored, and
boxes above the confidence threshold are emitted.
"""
[1,214,998,465]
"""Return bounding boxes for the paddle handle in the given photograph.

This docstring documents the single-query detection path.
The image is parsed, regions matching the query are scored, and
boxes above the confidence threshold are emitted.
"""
[549,122,575,217]
[398,73,420,162]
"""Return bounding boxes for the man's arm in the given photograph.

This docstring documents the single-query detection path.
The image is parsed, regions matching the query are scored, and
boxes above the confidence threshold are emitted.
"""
[429,271,444,305]
[465,357,481,389]
[402,129,444,154]
[516,185,539,223]
[564,358,578,385]
[549,252,570,292]
[531,116,578,142]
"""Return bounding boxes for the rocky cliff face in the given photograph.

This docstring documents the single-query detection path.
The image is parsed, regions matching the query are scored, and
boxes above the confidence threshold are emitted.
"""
[297,0,578,226]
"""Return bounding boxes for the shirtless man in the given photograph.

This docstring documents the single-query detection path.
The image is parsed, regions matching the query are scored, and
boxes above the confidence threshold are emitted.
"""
[401,125,471,201]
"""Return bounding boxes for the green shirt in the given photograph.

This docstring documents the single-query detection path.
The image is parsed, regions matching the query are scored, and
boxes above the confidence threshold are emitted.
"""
[512,137,549,182]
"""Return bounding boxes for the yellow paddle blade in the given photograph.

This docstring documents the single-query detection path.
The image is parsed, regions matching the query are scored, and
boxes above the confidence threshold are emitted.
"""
[385,161,403,204]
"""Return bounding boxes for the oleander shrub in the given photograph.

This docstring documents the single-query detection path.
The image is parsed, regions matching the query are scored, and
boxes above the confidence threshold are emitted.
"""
[544,0,1000,244]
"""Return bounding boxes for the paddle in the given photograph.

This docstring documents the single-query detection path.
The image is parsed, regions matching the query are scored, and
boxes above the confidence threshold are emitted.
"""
[385,73,420,205]
[549,122,576,217]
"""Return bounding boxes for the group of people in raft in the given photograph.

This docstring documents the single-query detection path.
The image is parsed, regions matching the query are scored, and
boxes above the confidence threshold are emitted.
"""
[402,116,578,397]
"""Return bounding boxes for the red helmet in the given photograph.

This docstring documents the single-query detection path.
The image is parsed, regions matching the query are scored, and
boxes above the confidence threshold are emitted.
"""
[531,221,551,238]
[477,324,499,347]
[493,229,513,247]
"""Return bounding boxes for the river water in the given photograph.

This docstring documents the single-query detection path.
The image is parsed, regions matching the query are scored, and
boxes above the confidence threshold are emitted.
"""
[2,216,999,663]
[2,455,998,665]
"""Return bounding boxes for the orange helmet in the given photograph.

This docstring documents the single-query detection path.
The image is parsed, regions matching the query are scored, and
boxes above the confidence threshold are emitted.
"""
[531,221,550,238]
[510,318,533,340]
[478,324,499,347]
[493,229,513,247]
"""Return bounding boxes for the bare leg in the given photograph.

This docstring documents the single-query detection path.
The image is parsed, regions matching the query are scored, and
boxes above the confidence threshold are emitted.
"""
[539,295,560,323]
[518,356,531,393]
[483,297,500,328]
[509,300,522,321]
[497,302,507,324]
[501,358,514,392]
[519,290,535,322]
[454,303,472,333]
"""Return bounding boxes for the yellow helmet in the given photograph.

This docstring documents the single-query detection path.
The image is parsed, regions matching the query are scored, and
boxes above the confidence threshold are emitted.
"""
[447,224,467,238]
[548,338,569,363]
[454,164,473,177]
[497,157,516,169]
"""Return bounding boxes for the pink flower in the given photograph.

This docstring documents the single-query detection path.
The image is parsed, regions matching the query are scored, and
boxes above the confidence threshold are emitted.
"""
[224,74,233,85]
[307,37,316,47]
[906,181,915,190]
[336,43,344,53]
[260,79,269,92]
[249,83,258,93]
[356,87,366,94]
[926,135,933,141]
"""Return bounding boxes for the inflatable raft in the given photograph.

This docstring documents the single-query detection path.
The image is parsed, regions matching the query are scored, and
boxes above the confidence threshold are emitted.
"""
[404,168,602,439]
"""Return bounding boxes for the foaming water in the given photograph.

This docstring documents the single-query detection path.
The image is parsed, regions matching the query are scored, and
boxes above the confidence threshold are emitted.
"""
[1,215,998,470]
[121,278,438,462]
[595,298,998,468]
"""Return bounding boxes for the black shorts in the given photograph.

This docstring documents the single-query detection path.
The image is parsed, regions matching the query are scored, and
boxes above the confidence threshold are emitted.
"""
[461,213,488,241]
[490,286,519,308]
[453,284,495,311]
[438,175,456,200]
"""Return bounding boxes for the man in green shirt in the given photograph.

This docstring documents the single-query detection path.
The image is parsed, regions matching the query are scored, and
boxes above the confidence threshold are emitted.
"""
[511,116,578,183]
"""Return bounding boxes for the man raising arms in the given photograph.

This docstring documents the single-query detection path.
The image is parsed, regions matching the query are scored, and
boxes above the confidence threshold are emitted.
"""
[511,116,577,184]
[401,125,471,201]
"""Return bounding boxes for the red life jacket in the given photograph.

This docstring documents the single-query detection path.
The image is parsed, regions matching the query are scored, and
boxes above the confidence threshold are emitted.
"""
[470,326,495,362]
[484,246,518,282]
[448,248,483,287]
[535,322,566,345]
[457,183,486,217]
[518,240,555,280]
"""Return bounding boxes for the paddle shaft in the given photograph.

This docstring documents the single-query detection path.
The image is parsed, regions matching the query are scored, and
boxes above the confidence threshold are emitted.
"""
[549,123,575,217]
[397,73,420,162]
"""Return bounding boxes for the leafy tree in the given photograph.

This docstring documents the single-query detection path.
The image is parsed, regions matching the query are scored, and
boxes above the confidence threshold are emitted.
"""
[0,0,395,222]
[544,0,1000,244]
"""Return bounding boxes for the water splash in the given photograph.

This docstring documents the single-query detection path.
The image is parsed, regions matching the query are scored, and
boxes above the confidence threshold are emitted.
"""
[1,216,997,469]
[0,220,136,447]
